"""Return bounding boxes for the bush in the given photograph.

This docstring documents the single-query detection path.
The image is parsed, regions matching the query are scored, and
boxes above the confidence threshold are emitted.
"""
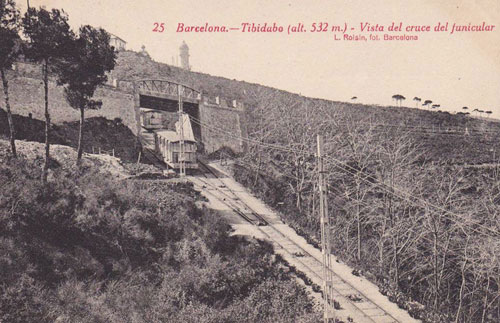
[0,154,320,322]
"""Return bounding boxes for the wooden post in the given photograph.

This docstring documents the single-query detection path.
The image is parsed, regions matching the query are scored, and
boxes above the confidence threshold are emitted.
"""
[178,85,186,177]
[137,151,141,164]
[98,147,101,155]
[318,135,333,322]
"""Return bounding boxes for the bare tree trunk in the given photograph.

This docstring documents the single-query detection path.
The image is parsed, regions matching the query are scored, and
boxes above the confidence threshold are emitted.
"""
[393,234,400,287]
[297,163,307,213]
[357,209,361,262]
[77,106,84,162]
[379,225,385,270]
[481,276,490,323]
[42,60,50,184]
[311,182,316,219]
[497,297,499,323]
[433,224,440,312]
[356,195,361,262]
[355,176,362,262]
[1,69,16,158]
[253,150,261,186]
[294,164,302,211]
[296,184,301,211]
[387,174,400,287]
[378,191,389,273]
[455,238,469,323]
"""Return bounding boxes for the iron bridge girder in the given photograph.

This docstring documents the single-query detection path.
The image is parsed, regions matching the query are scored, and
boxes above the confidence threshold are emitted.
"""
[136,79,201,104]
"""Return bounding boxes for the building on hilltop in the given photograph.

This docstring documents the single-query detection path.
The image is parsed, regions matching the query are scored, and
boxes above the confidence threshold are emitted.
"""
[179,41,191,70]
[109,34,126,51]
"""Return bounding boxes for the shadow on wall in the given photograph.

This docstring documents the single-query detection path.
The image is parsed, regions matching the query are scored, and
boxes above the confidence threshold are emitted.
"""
[0,110,140,163]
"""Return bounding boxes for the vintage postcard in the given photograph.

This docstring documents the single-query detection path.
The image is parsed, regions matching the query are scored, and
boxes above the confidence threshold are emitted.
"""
[0,1,499,322]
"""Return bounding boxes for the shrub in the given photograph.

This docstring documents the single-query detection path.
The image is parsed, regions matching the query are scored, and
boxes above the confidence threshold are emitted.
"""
[0,153,320,322]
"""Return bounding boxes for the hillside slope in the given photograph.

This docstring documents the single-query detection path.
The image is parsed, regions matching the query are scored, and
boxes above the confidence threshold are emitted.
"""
[112,51,500,164]
[112,51,497,128]
[3,50,500,165]
[0,110,139,163]
[0,140,320,323]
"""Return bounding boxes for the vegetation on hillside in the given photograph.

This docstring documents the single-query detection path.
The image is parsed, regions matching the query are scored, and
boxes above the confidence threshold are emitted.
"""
[228,98,500,323]
[0,146,320,322]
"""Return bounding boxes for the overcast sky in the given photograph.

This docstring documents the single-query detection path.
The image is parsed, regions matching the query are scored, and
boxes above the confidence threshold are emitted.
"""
[25,0,500,116]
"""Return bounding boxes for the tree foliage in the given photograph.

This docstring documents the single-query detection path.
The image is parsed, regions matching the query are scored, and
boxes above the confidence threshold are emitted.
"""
[392,94,406,107]
[22,7,73,64]
[0,0,21,158]
[56,24,116,161]
[57,25,116,100]
[0,0,20,69]
[22,6,74,182]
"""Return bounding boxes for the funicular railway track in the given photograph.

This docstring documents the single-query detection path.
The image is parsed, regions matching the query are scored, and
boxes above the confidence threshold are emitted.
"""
[141,148,168,170]
[193,161,407,323]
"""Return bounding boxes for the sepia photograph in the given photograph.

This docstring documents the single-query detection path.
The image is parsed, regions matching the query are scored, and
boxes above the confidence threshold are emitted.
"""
[0,0,499,322]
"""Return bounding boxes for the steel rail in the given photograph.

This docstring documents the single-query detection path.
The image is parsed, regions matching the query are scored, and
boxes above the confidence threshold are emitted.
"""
[195,161,404,323]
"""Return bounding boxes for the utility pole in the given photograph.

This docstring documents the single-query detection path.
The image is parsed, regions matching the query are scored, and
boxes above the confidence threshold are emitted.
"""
[178,84,186,177]
[317,135,333,322]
